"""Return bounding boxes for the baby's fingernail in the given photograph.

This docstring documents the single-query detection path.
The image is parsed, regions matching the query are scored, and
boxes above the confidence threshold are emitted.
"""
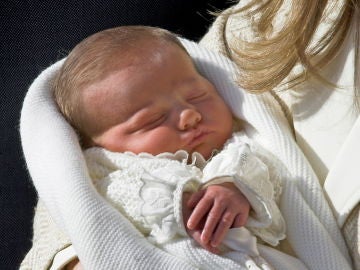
[201,234,206,242]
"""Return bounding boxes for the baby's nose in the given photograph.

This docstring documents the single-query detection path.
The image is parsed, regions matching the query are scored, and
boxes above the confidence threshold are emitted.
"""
[178,109,202,130]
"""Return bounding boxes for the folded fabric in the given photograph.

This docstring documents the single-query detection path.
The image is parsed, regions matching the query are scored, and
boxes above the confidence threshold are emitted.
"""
[324,115,360,226]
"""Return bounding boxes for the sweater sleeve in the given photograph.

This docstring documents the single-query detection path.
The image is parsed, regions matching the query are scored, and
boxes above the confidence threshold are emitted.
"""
[202,132,286,246]
[19,201,72,270]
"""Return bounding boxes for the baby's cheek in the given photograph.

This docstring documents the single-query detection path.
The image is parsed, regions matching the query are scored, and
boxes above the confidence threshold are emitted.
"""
[142,128,179,154]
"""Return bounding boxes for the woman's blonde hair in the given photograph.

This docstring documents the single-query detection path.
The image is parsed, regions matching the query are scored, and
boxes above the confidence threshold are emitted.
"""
[223,0,359,99]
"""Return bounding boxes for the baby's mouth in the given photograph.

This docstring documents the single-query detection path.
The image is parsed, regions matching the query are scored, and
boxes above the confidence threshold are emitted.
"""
[187,129,211,148]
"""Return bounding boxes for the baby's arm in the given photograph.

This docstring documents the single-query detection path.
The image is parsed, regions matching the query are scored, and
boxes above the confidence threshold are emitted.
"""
[186,132,286,251]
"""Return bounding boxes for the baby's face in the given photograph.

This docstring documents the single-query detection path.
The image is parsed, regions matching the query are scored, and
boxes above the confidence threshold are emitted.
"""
[83,43,233,159]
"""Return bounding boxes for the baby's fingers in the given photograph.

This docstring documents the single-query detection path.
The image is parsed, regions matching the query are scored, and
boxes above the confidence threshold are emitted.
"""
[200,203,227,244]
[232,212,248,228]
[187,195,212,230]
[188,229,220,254]
[187,189,205,209]
[209,211,235,247]
[211,212,248,247]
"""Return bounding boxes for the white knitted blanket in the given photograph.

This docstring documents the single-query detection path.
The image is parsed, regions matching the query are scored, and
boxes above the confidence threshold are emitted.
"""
[20,38,352,269]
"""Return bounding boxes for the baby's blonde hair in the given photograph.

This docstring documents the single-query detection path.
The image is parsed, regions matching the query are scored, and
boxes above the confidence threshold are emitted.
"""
[53,26,186,145]
[223,0,359,99]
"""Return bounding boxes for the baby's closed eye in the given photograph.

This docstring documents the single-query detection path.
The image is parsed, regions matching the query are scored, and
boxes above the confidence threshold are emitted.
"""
[187,91,208,103]
[126,108,168,133]
[142,114,167,130]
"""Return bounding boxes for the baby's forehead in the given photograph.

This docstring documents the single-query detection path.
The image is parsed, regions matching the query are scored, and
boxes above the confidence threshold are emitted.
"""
[83,37,196,96]
[96,39,170,70]
[99,40,192,81]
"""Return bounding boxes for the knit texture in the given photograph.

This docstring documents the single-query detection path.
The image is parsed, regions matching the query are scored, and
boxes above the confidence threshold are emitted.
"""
[342,203,360,269]
[20,37,352,269]
[20,201,71,270]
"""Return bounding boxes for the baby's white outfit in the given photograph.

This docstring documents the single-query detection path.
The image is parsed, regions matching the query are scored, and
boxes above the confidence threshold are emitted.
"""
[84,132,304,269]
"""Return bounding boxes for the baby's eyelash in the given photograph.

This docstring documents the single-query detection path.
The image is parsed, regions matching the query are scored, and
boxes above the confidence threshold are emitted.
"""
[128,114,166,133]
[144,114,166,128]
[187,92,207,101]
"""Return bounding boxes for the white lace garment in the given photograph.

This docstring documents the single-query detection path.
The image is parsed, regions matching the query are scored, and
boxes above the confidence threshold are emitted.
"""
[85,132,287,270]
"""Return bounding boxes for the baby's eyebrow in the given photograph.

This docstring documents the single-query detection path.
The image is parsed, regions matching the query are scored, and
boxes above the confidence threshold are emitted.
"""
[124,99,153,119]
[181,76,197,85]
[127,106,156,123]
[172,76,198,89]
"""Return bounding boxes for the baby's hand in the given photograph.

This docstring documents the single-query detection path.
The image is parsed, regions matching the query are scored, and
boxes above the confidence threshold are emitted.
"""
[186,182,250,251]
[182,192,220,254]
